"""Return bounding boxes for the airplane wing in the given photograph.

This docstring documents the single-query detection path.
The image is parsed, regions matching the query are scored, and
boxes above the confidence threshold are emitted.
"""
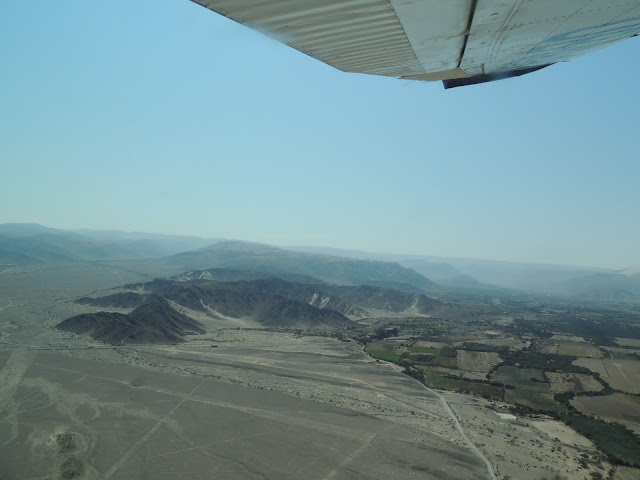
[191,0,640,88]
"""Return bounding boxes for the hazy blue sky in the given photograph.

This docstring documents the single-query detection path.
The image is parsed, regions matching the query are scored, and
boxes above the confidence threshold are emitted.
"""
[1,1,639,269]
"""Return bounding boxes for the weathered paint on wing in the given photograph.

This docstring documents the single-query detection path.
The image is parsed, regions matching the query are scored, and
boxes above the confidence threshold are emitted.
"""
[191,0,640,86]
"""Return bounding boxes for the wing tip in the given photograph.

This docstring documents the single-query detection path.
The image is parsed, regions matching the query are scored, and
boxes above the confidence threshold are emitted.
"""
[442,65,553,89]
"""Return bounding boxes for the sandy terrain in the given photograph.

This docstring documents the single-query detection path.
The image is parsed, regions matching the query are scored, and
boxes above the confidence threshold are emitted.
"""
[0,279,493,480]
[442,392,611,480]
[0,344,488,480]
[0,265,627,480]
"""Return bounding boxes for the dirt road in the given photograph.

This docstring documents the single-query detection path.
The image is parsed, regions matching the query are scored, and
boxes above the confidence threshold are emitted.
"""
[387,362,497,480]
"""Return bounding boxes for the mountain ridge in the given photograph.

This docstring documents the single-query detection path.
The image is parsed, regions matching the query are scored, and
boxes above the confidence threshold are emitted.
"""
[159,241,439,293]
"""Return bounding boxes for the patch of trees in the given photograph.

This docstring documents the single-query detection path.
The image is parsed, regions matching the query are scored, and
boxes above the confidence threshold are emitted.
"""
[547,314,640,345]
[408,353,437,364]
[502,350,592,374]
[402,365,425,382]
[371,326,399,340]
[509,319,553,338]
[438,346,458,357]
[557,414,640,467]
[553,392,578,410]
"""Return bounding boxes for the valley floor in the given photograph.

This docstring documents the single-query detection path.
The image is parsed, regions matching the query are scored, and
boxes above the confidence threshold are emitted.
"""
[0,264,631,480]
[0,326,613,480]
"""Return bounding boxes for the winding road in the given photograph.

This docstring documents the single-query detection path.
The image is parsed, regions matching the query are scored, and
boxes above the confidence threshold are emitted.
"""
[386,361,497,480]
[420,382,496,480]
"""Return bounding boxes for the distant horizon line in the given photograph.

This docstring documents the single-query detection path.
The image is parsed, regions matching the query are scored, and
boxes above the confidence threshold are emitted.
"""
[1,221,634,272]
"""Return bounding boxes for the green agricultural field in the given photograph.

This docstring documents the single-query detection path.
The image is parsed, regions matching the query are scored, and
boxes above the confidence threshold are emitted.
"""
[435,356,457,368]
[468,382,503,401]
[405,353,437,365]
[490,365,563,412]
[420,369,505,402]
[504,350,590,373]
[407,346,440,355]
[366,341,398,352]
[420,367,465,391]
[504,390,564,412]
[366,349,402,363]
[556,343,603,358]
[490,366,549,392]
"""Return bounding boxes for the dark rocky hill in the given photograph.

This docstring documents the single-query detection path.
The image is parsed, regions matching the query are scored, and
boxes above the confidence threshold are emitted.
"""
[239,278,442,318]
[75,292,146,309]
[59,273,447,345]
[102,277,441,321]
[56,299,205,344]
[60,279,357,342]
[152,280,353,328]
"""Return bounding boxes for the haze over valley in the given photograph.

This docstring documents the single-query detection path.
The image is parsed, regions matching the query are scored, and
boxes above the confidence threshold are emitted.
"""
[2,224,638,304]
[1,224,640,479]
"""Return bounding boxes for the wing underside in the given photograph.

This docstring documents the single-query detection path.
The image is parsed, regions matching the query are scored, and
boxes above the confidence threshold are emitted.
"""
[191,0,640,87]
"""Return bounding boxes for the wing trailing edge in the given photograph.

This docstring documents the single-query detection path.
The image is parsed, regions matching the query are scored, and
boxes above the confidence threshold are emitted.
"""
[191,0,640,87]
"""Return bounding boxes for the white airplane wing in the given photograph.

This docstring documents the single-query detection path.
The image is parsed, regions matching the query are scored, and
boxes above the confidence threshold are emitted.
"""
[191,0,640,87]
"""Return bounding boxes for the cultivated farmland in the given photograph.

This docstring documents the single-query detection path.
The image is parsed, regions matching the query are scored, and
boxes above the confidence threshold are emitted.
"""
[615,338,640,348]
[536,342,603,358]
[504,390,561,412]
[571,393,640,434]
[456,350,502,376]
[573,358,640,394]
[556,343,603,358]
[546,372,604,394]
[490,366,547,391]
[615,466,640,480]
